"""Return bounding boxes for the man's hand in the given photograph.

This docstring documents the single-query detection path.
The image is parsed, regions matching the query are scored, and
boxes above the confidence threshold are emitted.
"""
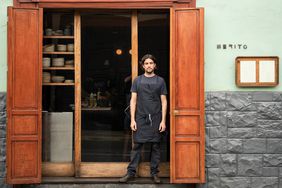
[131,120,137,131]
[159,121,166,132]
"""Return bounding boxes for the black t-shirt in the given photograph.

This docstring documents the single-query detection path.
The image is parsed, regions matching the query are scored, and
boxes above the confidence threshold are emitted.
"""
[131,74,167,115]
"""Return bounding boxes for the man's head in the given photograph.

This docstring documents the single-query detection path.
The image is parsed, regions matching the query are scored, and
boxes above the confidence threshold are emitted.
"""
[140,54,157,74]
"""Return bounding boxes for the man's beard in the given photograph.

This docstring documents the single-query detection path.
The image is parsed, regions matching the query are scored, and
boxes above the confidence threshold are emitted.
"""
[145,68,154,74]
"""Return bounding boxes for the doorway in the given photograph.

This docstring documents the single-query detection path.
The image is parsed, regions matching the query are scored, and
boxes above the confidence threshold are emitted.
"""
[80,10,170,177]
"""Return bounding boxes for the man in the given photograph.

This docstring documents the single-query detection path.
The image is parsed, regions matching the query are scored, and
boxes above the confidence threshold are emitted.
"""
[119,54,167,183]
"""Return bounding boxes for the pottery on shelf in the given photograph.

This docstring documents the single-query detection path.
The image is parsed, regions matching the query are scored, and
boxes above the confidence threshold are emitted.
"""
[43,57,51,67]
[51,76,65,83]
[52,58,65,67]
[67,44,74,52]
[43,44,55,52]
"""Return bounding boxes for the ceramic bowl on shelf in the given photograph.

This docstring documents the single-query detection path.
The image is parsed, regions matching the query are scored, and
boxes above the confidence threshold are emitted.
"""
[64,28,71,36]
[43,57,51,67]
[67,44,74,52]
[51,76,65,83]
[56,44,67,52]
[42,72,51,83]
[45,28,52,36]
[53,30,63,36]
[43,44,55,52]
[52,58,65,67]
[65,59,74,65]
[65,79,74,83]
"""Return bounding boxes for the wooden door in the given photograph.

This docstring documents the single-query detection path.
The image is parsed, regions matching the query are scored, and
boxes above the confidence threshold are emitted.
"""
[7,7,42,184]
[170,8,205,183]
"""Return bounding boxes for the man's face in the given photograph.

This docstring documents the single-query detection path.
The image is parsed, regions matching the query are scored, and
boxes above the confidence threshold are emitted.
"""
[142,58,156,74]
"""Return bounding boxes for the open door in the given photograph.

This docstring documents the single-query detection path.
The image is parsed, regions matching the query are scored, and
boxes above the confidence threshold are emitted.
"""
[170,8,205,183]
[6,7,42,184]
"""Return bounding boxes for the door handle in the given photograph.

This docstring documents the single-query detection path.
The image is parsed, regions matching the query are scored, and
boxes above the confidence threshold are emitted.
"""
[173,110,179,115]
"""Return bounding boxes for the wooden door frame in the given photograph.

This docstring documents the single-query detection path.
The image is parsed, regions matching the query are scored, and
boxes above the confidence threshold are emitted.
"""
[13,0,199,179]
[13,0,196,9]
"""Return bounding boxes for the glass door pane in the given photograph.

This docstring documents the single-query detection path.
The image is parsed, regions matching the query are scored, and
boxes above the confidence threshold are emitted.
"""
[137,10,170,162]
[81,11,132,162]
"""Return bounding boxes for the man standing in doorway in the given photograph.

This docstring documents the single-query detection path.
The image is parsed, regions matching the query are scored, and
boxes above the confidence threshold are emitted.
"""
[119,54,167,184]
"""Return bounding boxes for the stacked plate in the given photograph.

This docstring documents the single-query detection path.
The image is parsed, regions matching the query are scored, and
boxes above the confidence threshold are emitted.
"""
[65,59,74,67]
[52,58,65,67]
[52,76,65,83]
[67,44,74,52]
[43,44,55,52]
[57,44,67,52]
[43,58,51,68]
[43,72,51,83]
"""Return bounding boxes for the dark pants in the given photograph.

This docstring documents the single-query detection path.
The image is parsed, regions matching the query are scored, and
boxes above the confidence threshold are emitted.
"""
[127,142,160,176]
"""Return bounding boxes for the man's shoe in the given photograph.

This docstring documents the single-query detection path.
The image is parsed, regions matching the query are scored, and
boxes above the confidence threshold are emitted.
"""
[119,174,134,183]
[152,175,161,184]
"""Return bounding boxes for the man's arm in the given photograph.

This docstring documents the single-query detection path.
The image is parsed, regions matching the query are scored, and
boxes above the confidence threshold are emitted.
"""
[130,92,137,131]
[159,95,167,132]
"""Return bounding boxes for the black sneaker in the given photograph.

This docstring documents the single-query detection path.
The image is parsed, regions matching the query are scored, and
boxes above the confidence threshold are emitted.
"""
[119,174,135,183]
[152,175,161,184]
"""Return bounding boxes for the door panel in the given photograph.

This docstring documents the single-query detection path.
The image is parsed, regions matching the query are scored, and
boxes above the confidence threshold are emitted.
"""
[170,8,205,183]
[7,7,42,184]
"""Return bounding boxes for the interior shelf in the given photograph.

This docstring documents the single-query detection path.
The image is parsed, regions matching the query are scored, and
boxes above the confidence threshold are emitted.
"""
[43,36,74,39]
[43,67,74,70]
[43,52,74,55]
[43,83,75,86]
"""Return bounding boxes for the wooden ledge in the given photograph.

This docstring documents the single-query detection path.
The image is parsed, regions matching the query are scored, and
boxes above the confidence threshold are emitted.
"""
[42,177,173,184]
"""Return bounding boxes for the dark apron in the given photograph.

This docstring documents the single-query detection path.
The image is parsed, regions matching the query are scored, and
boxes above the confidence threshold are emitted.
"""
[133,76,162,143]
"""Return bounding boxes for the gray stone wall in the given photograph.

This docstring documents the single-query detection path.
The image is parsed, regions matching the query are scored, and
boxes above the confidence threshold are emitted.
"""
[204,91,282,188]
[1,91,282,188]
[0,92,10,188]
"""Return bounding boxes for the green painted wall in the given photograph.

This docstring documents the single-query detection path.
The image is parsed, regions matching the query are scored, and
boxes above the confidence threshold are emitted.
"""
[0,0,12,92]
[0,0,281,92]
[197,0,282,91]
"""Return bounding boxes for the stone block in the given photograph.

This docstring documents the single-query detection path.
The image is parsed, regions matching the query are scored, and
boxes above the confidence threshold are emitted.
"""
[209,126,227,138]
[257,102,282,120]
[0,93,6,112]
[263,154,282,167]
[280,167,282,177]
[209,139,227,153]
[251,177,278,188]
[206,154,220,168]
[0,124,6,138]
[0,113,6,125]
[207,168,220,188]
[206,111,227,127]
[238,154,262,176]
[227,112,257,128]
[243,139,266,153]
[227,139,243,153]
[0,138,6,162]
[273,92,282,102]
[0,178,11,188]
[220,154,237,176]
[220,177,251,188]
[258,121,282,138]
[267,139,282,153]
[228,128,257,138]
[0,162,6,177]
[262,167,279,177]
[226,92,256,111]
[205,92,210,111]
[252,92,273,102]
[205,127,210,153]
[210,92,226,111]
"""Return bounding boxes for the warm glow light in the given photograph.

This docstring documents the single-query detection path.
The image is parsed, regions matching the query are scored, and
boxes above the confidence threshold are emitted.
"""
[129,49,132,55]
[116,49,123,55]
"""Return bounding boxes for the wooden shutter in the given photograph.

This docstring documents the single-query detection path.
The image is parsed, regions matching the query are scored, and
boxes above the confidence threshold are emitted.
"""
[7,7,42,184]
[170,8,205,183]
